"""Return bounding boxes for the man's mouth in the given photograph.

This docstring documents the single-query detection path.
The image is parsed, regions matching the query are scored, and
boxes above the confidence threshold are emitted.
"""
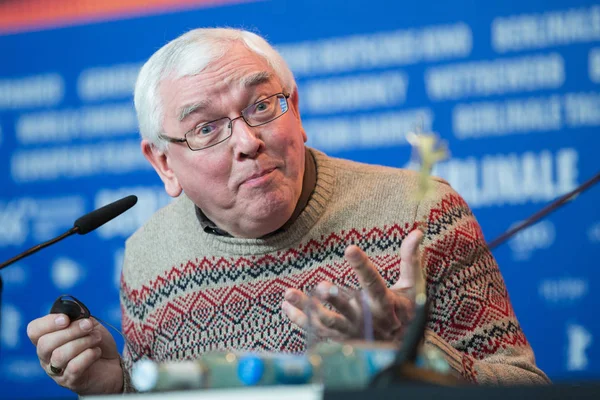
[241,167,277,186]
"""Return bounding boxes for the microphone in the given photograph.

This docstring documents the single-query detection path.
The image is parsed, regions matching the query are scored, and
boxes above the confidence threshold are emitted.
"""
[73,195,138,235]
[0,195,138,270]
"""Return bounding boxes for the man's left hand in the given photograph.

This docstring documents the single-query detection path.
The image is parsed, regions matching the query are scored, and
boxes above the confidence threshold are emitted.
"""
[282,229,424,343]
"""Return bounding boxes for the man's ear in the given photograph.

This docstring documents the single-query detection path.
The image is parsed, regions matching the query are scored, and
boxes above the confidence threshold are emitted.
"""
[289,89,307,143]
[141,139,183,197]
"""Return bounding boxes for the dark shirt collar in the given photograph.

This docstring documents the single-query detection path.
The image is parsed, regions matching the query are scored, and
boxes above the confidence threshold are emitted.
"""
[196,147,317,237]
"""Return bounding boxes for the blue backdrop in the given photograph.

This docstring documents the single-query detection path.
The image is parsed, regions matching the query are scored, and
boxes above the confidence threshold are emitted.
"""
[1,0,599,398]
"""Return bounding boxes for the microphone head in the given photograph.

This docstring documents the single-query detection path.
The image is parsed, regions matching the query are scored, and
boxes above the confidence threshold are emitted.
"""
[73,195,138,234]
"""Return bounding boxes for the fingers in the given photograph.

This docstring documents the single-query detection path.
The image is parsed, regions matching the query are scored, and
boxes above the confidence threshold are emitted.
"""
[49,330,103,372]
[283,289,310,314]
[282,300,348,340]
[282,299,309,328]
[392,229,424,292]
[282,289,353,338]
[27,314,71,346]
[51,347,103,388]
[63,347,103,381]
[314,282,356,320]
[345,245,388,302]
[36,318,96,365]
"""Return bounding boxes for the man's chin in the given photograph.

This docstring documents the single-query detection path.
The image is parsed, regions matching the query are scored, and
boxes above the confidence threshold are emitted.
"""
[240,204,294,235]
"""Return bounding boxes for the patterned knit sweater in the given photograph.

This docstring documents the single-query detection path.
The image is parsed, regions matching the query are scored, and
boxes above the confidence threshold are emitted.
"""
[120,148,549,386]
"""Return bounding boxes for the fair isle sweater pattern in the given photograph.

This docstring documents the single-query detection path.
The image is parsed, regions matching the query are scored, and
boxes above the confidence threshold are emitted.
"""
[120,149,549,385]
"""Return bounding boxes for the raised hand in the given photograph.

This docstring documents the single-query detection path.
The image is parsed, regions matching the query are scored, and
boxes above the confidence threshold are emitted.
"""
[282,229,423,343]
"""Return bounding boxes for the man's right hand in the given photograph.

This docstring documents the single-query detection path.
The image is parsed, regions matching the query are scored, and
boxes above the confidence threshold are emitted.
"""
[27,314,123,395]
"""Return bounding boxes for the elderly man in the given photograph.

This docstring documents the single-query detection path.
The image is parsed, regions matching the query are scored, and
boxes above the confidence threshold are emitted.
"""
[26,28,549,395]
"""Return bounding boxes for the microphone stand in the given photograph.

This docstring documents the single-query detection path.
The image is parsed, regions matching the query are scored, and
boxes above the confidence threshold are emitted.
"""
[0,227,80,355]
[487,171,600,250]
[370,170,600,388]
[0,227,79,271]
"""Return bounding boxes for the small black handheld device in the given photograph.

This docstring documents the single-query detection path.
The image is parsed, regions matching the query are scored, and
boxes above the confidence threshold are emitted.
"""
[50,295,90,321]
[48,294,140,357]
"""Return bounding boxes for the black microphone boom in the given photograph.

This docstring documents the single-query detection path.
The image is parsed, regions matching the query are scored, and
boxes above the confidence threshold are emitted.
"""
[0,195,138,270]
[487,171,600,250]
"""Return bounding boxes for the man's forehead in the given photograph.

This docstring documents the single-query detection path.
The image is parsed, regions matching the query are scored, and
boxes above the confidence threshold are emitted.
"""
[165,42,274,85]
[170,70,277,122]
[186,43,274,87]
[165,65,274,87]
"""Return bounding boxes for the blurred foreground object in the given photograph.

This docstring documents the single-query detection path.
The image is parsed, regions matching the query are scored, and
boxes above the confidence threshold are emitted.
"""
[130,341,454,392]
[406,129,449,202]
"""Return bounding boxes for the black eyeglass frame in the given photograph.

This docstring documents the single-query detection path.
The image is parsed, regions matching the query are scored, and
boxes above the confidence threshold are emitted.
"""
[158,92,291,151]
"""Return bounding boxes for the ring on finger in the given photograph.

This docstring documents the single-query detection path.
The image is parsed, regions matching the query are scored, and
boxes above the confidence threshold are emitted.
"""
[49,364,63,376]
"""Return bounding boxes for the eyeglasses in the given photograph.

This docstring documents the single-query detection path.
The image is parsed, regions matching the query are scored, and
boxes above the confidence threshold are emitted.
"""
[159,92,291,151]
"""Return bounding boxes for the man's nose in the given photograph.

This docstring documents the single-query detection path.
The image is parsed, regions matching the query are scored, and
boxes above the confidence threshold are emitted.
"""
[230,117,264,159]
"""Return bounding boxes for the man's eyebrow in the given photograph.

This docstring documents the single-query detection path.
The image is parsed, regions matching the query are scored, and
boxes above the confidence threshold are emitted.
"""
[178,99,210,122]
[239,71,273,88]
[177,71,273,122]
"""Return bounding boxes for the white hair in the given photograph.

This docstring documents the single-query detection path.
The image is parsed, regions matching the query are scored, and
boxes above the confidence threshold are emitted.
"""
[134,28,297,150]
